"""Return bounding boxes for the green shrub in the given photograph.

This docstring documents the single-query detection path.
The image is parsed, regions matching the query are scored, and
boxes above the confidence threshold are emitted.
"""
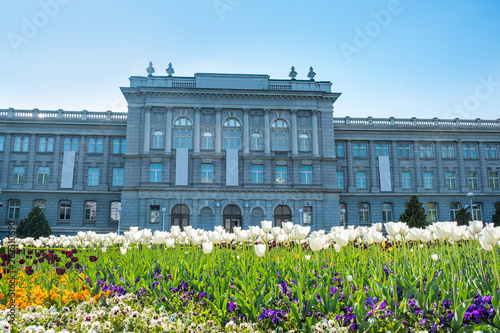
[16,206,52,239]
[399,195,429,229]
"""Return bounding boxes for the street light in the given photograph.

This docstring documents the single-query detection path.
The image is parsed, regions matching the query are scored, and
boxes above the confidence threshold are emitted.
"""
[117,207,122,235]
[341,208,346,228]
[467,192,475,221]
[162,207,167,231]
[299,208,303,225]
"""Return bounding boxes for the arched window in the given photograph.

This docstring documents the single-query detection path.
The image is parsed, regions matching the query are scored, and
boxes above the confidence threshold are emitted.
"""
[299,133,310,151]
[223,118,241,149]
[174,117,192,149]
[171,204,190,231]
[202,132,213,150]
[153,131,163,149]
[427,203,438,222]
[381,203,392,222]
[223,204,241,233]
[274,205,291,228]
[200,207,214,229]
[271,119,289,151]
[85,201,97,220]
[251,133,262,150]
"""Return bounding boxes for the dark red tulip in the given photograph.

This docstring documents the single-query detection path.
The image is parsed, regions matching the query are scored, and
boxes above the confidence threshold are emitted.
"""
[71,249,78,254]
[35,252,41,258]
[32,259,38,265]
[55,257,61,263]
[65,251,72,258]
[71,257,78,263]
[89,256,98,262]
[27,250,33,255]
[1,261,7,267]
[56,268,66,275]
[25,266,34,275]
[19,259,26,264]
[65,262,72,269]
[74,263,82,270]
[14,249,22,254]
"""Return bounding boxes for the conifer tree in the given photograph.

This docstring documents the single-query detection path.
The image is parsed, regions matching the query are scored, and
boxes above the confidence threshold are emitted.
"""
[455,207,472,226]
[492,204,500,227]
[399,195,429,229]
[16,206,52,239]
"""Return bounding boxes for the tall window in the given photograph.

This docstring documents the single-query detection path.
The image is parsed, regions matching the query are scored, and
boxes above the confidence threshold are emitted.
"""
[427,203,438,222]
[34,200,46,215]
[301,166,312,184]
[88,168,100,186]
[397,143,411,158]
[150,205,160,224]
[223,118,241,150]
[489,172,499,189]
[356,172,367,189]
[336,142,344,157]
[14,136,29,152]
[275,166,287,184]
[113,138,126,154]
[463,144,476,159]
[423,172,434,189]
[337,171,344,189]
[201,164,213,183]
[303,206,312,225]
[472,203,482,221]
[382,203,392,222]
[358,203,369,223]
[110,201,121,222]
[38,137,54,152]
[59,201,71,220]
[445,172,456,189]
[64,137,78,152]
[485,144,498,159]
[419,143,433,158]
[252,165,263,184]
[401,172,411,189]
[299,133,310,151]
[339,203,347,226]
[251,133,262,150]
[376,143,389,156]
[12,167,24,184]
[88,138,103,153]
[37,167,50,185]
[174,117,193,149]
[152,131,163,149]
[467,172,478,189]
[353,142,367,158]
[271,119,289,151]
[442,143,455,158]
[450,203,460,221]
[8,200,20,219]
[202,132,213,150]
[0,135,4,151]
[150,164,162,182]
[85,201,97,220]
[112,168,124,186]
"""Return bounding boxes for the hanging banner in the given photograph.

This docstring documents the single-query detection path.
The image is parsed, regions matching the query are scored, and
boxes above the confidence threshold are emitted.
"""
[61,151,76,188]
[226,149,239,186]
[379,155,392,192]
[175,148,189,185]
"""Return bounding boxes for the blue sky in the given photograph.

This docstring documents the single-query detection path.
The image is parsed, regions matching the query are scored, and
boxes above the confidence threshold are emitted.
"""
[1,0,499,120]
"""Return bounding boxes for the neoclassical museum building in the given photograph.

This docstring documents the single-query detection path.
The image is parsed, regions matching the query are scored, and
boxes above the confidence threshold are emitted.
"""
[0,66,499,236]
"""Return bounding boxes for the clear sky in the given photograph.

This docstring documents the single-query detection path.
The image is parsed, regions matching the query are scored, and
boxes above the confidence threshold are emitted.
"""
[1,0,499,120]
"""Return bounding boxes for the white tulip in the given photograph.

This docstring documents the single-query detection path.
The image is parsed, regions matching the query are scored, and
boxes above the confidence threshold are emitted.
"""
[282,222,294,235]
[334,243,341,253]
[292,225,310,241]
[420,230,433,243]
[309,237,325,252]
[482,226,500,246]
[305,255,311,261]
[192,235,203,246]
[372,231,384,243]
[479,236,493,252]
[346,275,353,282]
[171,226,181,238]
[261,220,273,234]
[237,230,250,243]
[271,227,282,238]
[101,247,107,253]
[211,232,222,245]
[254,244,266,257]
[214,226,224,234]
[434,222,455,240]
[334,230,349,247]
[120,247,127,255]
[373,223,383,232]
[202,242,213,254]
[431,254,439,261]
[469,220,483,235]
[385,222,401,237]
[165,239,175,248]
[364,231,374,245]
[233,226,242,235]
[276,234,287,244]
[407,228,422,242]
[249,226,260,239]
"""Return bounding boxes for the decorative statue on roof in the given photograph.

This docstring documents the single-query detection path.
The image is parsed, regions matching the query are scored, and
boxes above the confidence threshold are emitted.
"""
[289,66,297,80]
[166,63,175,76]
[307,67,316,81]
[146,62,155,77]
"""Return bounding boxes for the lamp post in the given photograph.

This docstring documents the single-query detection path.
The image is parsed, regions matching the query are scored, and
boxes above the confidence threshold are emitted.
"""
[341,208,346,228]
[467,192,474,221]
[162,207,166,231]
[299,208,303,225]
[117,207,122,235]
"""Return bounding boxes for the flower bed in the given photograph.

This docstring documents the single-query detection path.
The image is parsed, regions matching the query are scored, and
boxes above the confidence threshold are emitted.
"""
[1,221,500,332]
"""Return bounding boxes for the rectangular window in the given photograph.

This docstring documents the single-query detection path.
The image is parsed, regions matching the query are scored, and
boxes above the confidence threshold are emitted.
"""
[442,143,455,159]
[201,164,214,183]
[59,201,71,220]
[85,201,97,220]
[0,135,4,151]
[336,142,344,157]
[150,164,162,182]
[121,139,126,154]
[204,133,214,150]
[301,166,312,184]
[112,138,126,154]
[376,143,389,157]
[112,168,124,186]
[353,143,367,158]
[401,172,412,189]
[397,143,411,158]
[38,137,54,152]
[8,200,20,219]
[485,144,497,159]
[303,206,312,225]
[88,168,100,186]
[336,171,344,189]
[37,167,50,185]
[445,172,456,189]
[473,203,482,221]
[88,138,103,154]
[450,203,460,221]
[14,136,29,152]
[251,165,263,184]
[12,166,25,184]
[356,172,367,189]
[275,166,287,184]
[463,144,476,159]
[427,203,438,222]
[423,172,434,189]
[110,202,121,221]
[382,203,392,222]
[419,143,433,158]
[467,172,478,189]
[150,205,160,224]
[64,137,79,152]
[34,200,46,215]
[489,172,499,189]
[358,203,369,223]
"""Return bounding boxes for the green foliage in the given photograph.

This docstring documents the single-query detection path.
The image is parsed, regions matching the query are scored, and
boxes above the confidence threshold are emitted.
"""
[493,204,500,227]
[16,206,52,239]
[455,208,472,226]
[399,195,429,229]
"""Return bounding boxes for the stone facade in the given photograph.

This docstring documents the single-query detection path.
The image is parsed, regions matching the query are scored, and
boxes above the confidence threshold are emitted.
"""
[0,72,499,237]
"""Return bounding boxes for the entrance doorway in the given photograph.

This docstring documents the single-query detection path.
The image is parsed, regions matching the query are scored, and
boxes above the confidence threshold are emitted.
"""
[223,204,242,233]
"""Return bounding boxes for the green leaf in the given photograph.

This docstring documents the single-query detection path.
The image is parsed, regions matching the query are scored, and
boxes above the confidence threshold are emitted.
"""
[452,298,473,330]
[456,324,500,333]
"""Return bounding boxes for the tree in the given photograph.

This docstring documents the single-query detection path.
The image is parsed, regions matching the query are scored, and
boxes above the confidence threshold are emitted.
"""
[493,204,500,227]
[16,206,52,239]
[399,195,429,229]
[455,208,472,226]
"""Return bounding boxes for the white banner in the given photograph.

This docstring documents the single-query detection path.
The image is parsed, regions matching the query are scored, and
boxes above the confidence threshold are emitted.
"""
[61,151,76,189]
[226,149,239,186]
[378,155,392,192]
[175,148,189,185]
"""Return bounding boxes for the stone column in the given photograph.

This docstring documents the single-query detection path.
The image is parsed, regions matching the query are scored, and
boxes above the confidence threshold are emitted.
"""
[215,108,222,154]
[243,108,250,155]
[264,109,271,155]
[391,140,400,192]
[75,135,86,190]
[143,107,151,153]
[478,142,488,192]
[50,135,61,190]
[346,140,355,191]
[165,107,173,154]
[0,134,12,187]
[194,108,201,154]
[25,134,37,189]
[435,141,445,192]
[369,140,378,192]
[413,140,423,192]
[457,140,467,192]
[291,109,298,156]
[312,110,319,157]
[100,136,110,190]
